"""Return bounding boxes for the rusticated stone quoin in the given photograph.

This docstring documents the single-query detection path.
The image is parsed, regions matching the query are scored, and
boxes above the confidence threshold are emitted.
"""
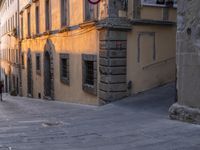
[96,0,131,104]
[99,29,128,104]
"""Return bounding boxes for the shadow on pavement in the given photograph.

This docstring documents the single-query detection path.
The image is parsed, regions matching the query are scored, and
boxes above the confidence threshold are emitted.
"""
[110,83,176,115]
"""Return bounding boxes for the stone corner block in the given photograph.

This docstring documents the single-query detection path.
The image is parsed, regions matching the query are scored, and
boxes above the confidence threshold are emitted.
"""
[169,103,200,124]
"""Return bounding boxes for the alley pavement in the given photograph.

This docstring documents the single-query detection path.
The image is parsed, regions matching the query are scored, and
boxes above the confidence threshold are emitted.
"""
[0,83,199,150]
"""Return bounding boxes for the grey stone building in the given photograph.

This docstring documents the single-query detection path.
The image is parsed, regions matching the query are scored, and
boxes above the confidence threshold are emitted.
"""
[169,0,200,124]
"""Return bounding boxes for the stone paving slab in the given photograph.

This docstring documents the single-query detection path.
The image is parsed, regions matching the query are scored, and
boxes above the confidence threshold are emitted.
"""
[0,83,199,150]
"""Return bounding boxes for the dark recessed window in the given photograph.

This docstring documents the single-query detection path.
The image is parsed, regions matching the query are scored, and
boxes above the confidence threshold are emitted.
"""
[60,54,69,85]
[156,0,165,4]
[85,61,94,85]
[61,0,68,27]
[61,58,67,77]
[36,53,41,74]
[35,3,40,34]
[45,0,51,31]
[82,54,97,95]
[84,0,98,21]
[16,49,19,64]
[21,53,25,69]
[21,15,24,39]
[27,10,31,37]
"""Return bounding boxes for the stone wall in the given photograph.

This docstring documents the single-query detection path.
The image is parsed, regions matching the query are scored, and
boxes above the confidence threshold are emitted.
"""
[169,0,200,123]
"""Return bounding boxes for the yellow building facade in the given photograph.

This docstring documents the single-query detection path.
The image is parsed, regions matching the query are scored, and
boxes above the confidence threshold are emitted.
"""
[0,0,20,95]
[1,0,177,105]
[127,1,177,94]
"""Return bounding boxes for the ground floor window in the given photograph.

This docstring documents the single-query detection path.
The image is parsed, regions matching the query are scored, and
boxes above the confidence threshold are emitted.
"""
[21,53,25,69]
[36,53,41,75]
[82,54,97,95]
[60,53,70,85]
[85,61,94,85]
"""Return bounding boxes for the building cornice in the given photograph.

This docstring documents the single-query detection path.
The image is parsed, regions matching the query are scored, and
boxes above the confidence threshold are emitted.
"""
[96,17,132,31]
[20,0,32,13]
[131,19,176,26]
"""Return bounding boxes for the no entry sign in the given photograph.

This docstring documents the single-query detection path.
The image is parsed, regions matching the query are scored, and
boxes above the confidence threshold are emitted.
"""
[88,0,101,4]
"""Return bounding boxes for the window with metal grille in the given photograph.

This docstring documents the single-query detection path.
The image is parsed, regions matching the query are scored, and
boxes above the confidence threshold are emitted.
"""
[36,53,41,74]
[61,58,67,77]
[85,61,94,85]
[82,54,97,95]
[60,54,69,85]
[21,53,25,69]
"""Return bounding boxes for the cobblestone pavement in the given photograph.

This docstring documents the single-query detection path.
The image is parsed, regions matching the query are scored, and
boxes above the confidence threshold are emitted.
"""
[0,83,199,150]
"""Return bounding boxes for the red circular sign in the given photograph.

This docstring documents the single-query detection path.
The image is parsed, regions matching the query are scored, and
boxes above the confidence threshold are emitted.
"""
[88,0,101,4]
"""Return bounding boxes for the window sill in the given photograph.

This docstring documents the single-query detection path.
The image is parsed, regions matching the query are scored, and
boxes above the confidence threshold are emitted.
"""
[26,35,31,39]
[36,70,41,76]
[33,34,41,38]
[43,31,51,35]
[59,26,69,33]
[60,78,70,85]
[83,84,97,96]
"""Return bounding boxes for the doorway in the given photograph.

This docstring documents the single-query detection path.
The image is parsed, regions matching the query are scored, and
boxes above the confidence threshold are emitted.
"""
[44,51,52,98]
[27,52,33,97]
[44,39,54,100]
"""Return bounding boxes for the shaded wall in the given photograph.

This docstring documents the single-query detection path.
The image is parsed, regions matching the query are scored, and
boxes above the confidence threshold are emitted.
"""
[176,0,200,107]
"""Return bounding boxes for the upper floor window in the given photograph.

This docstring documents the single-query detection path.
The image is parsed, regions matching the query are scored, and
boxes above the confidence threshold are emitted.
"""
[84,0,98,21]
[36,53,41,75]
[60,53,69,85]
[15,12,17,28]
[27,10,31,37]
[142,0,177,7]
[45,0,51,31]
[16,49,19,64]
[35,3,40,34]
[60,0,68,27]
[20,15,24,39]
[8,49,10,61]
[21,53,25,69]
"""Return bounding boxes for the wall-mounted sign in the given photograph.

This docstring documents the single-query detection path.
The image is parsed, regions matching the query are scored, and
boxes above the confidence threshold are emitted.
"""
[88,0,101,4]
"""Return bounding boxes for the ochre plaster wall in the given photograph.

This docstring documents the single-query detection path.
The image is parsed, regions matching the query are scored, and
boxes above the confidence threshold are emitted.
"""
[21,28,99,105]
[127,25,176,94]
